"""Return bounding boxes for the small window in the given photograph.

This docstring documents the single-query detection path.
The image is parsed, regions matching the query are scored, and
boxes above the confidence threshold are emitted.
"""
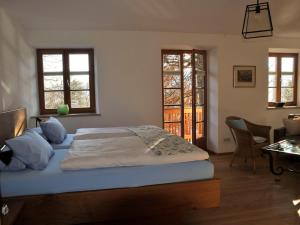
[37,49,96,114]
[268,53,298,106]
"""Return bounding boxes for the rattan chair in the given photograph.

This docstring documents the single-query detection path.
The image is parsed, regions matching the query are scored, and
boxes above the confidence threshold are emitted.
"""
[225,116,271,173]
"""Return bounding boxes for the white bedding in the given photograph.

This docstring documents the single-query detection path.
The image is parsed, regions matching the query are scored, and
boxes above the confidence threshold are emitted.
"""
[61,126,209,170]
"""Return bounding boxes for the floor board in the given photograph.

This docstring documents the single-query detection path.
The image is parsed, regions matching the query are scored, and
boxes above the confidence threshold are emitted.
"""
[78,154,300,225]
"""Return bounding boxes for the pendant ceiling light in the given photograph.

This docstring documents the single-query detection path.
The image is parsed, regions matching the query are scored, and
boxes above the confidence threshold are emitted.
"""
[242,0,273,39]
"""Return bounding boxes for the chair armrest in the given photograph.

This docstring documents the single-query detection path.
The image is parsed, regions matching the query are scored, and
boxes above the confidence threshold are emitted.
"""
[274,127,286,143]
[245,121,271,142]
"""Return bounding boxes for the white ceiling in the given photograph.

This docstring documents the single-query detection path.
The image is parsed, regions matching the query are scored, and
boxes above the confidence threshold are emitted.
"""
[1,0,300,37]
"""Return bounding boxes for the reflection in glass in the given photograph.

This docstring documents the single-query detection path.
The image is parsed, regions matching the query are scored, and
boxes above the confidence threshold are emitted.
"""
[45,91,64,109]
[71,91,90,108]
[69,54,89,72]
[43,54,63,72]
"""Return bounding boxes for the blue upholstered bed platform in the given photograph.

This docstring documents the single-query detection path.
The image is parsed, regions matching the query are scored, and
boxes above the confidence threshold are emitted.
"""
[1,149,214,198]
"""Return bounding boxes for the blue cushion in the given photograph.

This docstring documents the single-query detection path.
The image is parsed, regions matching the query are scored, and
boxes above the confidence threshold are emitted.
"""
[0,146,26,171]
[6,130,54,170]
[40,117,67,144]
[229,119,248,131]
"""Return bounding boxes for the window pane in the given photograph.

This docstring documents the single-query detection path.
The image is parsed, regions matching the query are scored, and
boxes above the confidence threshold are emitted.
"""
[196,88,204,105]
[71,91,90,108]
[164,106,181,122]
[268,74,276,87]
[164,89,181,105]
[281,88,294,102]
[44,76,64,91]
[268,88,276,102]
[281,75,294,87]
[268,57,276,72]
[163,75,180,88]
[184,67,192,107]
[70,75,90,90]
[196,72,205,88]
[195,53,204,72]
[164,122,181,136]
[69,54,89,72]
[196,122,203,139]
[281,57,294,72]
[44,91,64,109]
[196,106,204,122]
[183,53,192,68]
[42,54,63,72]
[163,54,180,72]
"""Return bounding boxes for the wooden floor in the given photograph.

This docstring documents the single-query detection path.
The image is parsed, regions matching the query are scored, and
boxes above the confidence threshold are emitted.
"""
[88,154,300,225]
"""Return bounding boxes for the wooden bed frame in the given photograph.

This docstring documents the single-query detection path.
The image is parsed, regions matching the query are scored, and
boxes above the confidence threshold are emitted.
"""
[1,108,220,225]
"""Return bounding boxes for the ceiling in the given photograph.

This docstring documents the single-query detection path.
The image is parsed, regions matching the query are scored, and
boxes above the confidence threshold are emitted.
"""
[1,0,300,37]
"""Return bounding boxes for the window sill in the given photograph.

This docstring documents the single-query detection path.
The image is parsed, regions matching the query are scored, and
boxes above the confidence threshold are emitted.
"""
[31,113,101,119]
[267,106,300,110]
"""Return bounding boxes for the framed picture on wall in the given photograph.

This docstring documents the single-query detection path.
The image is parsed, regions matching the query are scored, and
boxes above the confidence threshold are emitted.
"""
[233,65,256,88]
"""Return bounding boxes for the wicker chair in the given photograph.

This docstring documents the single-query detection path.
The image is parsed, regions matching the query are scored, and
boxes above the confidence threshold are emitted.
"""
[225,116,271,173]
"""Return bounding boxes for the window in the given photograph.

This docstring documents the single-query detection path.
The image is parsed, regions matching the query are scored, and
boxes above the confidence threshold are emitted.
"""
[37,49,96,114]
[268,53,298,106]
[162,49,207,149]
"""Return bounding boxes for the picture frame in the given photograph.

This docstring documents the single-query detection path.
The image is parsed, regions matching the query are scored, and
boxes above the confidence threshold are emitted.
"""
[233,65,256,88]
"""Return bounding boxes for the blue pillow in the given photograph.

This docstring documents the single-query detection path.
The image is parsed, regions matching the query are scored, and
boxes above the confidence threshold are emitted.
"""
[229,119,248,131]
[40,117,67,144]
[29,127,47,139]
[0,146,26,171]
[6,130,54,170]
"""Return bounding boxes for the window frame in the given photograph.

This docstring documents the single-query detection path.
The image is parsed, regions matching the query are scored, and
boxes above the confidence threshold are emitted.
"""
[268,53,298,106]
[37,48,96,114]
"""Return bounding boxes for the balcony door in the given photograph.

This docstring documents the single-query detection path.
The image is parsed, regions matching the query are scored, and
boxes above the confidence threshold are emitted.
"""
[162,49,207,149]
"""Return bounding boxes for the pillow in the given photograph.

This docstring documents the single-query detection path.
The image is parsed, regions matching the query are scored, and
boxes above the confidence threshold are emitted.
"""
[283,118,300,136]
[29,127,47,139]
[6,130,54,170]
[0,146,26,171]
[229,119,248,131]
[40,117,67,144]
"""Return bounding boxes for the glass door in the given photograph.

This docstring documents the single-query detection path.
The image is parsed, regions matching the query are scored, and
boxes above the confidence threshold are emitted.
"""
[162,50,207,149]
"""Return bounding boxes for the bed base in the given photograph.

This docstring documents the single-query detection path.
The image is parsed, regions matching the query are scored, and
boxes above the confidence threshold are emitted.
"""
[5,179,220,225]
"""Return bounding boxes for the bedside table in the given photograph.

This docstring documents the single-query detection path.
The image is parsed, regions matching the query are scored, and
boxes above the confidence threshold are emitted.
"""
[1,201,24,225]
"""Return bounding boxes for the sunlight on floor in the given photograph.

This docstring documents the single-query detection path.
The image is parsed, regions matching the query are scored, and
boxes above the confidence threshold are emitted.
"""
[292,199,300,217]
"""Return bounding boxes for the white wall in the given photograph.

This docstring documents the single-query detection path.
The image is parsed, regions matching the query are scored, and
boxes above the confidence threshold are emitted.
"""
[0,7,37,119]
[25,29,300,153]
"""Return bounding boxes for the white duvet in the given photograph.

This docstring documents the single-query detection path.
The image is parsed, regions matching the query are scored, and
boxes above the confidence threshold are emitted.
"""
[61,126,209,170]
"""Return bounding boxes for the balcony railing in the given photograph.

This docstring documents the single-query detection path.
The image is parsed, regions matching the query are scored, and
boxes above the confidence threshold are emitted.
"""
[164,107,203,142]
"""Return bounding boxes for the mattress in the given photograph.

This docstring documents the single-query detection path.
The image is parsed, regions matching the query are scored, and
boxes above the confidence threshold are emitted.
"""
[1,149,214,198]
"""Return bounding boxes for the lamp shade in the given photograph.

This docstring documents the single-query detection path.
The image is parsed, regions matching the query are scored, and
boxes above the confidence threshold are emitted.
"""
[242,1,273,39]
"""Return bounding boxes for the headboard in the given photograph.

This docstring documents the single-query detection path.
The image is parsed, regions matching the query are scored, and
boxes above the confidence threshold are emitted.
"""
[0,108,27,147]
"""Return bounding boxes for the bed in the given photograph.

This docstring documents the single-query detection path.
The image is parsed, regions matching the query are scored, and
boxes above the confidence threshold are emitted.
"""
[0,108,220,225]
